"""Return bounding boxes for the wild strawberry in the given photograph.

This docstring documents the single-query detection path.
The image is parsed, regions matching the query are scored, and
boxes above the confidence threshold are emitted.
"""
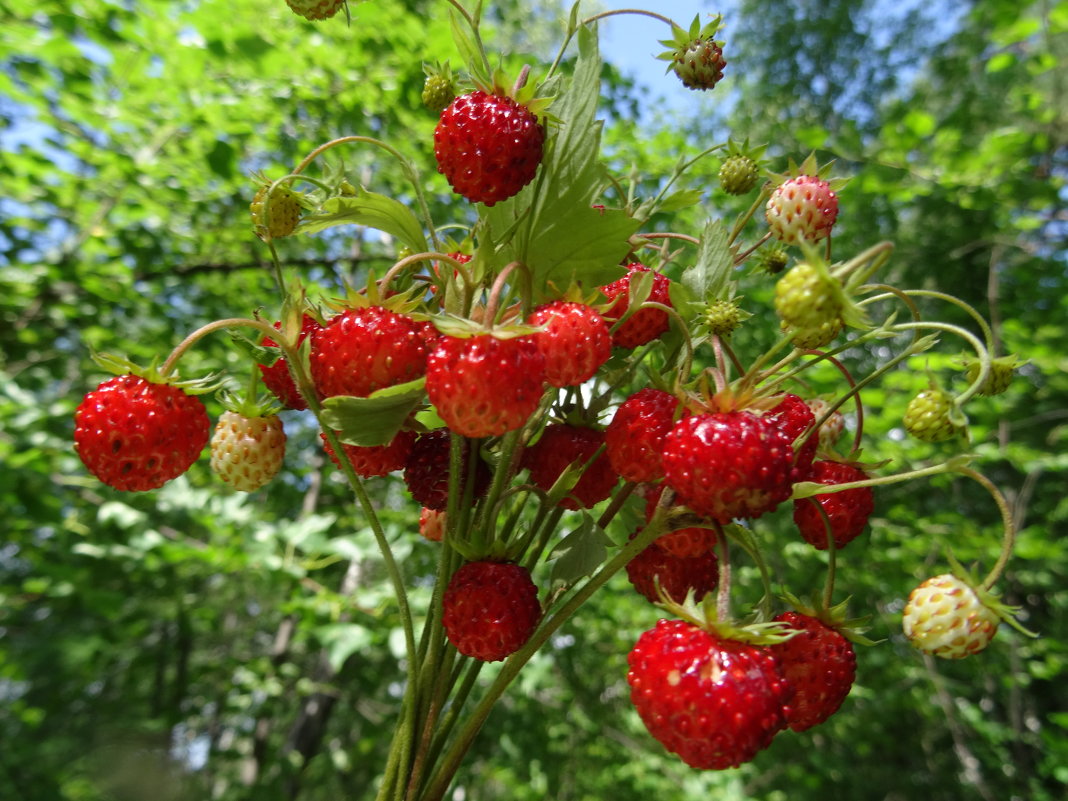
[765,393,818,481]
[528,301,611,387]
[642,487,719,558]
[719,154,758,195]
[807,398,846,452]
[284,0,344,20]
[627,619,791,769]
[434,90,545,206]
[210,411,286,492]
[522,423,618,510]
[250,181,302,239]
[599,263,673,348]
[421,62,455,114]
[766,175,839,244]
[442,561,542,662]
[756,245,789,275]
[658,17,727,92]
[320,430,416,478]
[426,334,545,438]
[902,574,999,659]
[309,307,427,400]
[662,411,795,523]
[964,354,1024,397]
[903,388,961,442]
[403,430,490,510]
[74,375,210,492]
[605,388,681,483]
[793,460,874,550]
[788,317,843,349]
[770,612,856,731]
[419,507,445,542]
[774,262,844,331]
[625,533,718,603]
[703,299,747,338]
[258,314,322,411]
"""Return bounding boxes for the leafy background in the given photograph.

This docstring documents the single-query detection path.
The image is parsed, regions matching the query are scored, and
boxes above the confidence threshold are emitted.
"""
[1,0,1066,799]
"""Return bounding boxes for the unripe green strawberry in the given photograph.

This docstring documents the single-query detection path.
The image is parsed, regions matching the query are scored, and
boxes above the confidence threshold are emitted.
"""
[788,317,843,349]
[964,355,1023,397]
[756,245,789,275]
[284,0,344,20]
[775,262,843,331]
[250,182,302,240]
[902,574,999,659]
[704,299,746,338]
[422,74,455,114]
[210,411,286,492]
[719,154,759,195]
[903,389,960,442]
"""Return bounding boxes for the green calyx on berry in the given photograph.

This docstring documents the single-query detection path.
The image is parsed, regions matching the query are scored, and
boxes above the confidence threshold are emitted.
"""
[718,138,766,195]
[779,591,878,647]
[656,587,802,648]
[657,15,727,91]
[962,353,1027,397]
[422,61,456,114]
[90,352,222,395]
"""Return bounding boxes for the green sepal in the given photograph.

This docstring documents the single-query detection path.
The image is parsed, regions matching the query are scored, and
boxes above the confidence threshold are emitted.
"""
[780,591,881,646]
[945,553,1039,639]
[89,352,223,395]
[319,377,426,447]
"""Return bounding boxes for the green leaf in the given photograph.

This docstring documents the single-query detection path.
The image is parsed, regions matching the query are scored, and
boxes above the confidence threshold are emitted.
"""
[682,219,734,301]
[548,516,611,589]
[450,10,489,87]
[320,378,426,447]
[297,189,427,252]
[206,139,235,179]
[656,188,704,213]
[317,623,373,672]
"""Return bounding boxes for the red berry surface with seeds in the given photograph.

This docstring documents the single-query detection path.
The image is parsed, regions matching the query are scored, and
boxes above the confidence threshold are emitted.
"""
[642,487,719,558]
[793,460,874,550]
[605,387,681,483]
[766,175,839,244]
[403,430,490,511]
[321,430,416,478]
[433,90,545,206]
[258,314,322,411]
[662,411,795,522]
[310,307,427,400]
[442,561,542,662]
[770,611,856,731]
[765,392,818,481]
[74,375,210,492]
[625,534,718,604]
[522,424,618,510]
[210,411,286,492]
[627,619,791,769]
[528,301,612,387]
[599,263,673,348]
[902,574,1000,659]
[426,333,545,438]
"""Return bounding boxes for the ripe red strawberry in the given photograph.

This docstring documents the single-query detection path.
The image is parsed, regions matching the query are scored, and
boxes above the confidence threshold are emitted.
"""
[442,561,542,662]
[528,301,611,387]
[769,611,856,731]
[258,314,322,410]
[522,424,618,510]
[765,393,818,481]
[605,387,681,483]
[419,507,445,542]
[426,334,545,438]
[625,533,718,603]
[320,430,416,478]
[766,175,839,244]
[642,486,719,558]
[662,411,795,522]
[599,263,673,348]
[627,619,791,769]
[74,374,209,492]
[403,429,490,510]
[793,460,874,550]
[434,90,545,206]
[210,411,286,492]
[309,307,427,400]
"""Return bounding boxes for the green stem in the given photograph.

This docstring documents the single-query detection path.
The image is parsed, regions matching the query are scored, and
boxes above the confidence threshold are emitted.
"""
[891,321,989,405]
[728,185,772,246]
[953,466,1017,591]
[161,317,278,377]
[791,458,972,500]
